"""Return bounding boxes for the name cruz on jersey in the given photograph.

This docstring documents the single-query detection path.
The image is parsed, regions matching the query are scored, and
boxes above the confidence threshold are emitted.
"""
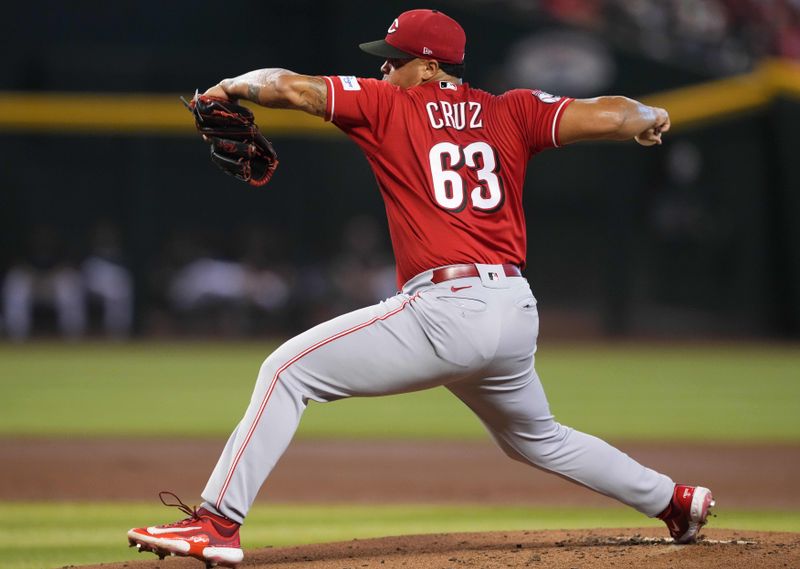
[426,101,483,130]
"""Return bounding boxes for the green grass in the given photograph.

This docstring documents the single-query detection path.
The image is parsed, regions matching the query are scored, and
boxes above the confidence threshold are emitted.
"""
[0,502,797,569]
[1,343,797,569]
[0,342,799,441]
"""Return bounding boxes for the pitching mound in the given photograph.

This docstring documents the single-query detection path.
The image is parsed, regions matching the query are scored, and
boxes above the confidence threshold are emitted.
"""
[79,528,798,569]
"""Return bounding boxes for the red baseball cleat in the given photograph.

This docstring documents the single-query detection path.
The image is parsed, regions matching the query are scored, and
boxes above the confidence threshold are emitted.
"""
[127,492,243,568]
[658,484,715,544]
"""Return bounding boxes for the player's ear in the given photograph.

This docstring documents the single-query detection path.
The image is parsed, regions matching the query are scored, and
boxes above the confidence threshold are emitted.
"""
[421,59,439,81]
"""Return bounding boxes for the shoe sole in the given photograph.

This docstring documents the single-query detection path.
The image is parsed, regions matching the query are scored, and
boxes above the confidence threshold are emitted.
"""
[675,486,715,544]
[128,530,243,568]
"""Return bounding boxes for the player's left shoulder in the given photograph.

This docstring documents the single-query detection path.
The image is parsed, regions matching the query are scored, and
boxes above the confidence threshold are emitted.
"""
[530,89,566,104]
[498,87,559,101]
[495,88,573,117]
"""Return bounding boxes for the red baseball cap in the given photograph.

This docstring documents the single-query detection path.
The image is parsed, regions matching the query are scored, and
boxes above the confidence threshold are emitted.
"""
[359,9,466,65]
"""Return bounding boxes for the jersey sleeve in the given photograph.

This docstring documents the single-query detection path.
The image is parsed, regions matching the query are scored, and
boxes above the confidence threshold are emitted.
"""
[497,89,574,152]
[322,76,399,149]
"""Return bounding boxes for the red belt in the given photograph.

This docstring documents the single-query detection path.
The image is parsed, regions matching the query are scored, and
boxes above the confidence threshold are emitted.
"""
[430,263,522,284]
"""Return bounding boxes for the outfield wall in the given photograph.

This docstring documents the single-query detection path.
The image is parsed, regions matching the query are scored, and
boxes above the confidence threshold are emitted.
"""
[0,2,798,338]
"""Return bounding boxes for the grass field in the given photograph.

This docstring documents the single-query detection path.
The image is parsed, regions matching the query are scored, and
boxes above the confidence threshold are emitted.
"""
[1,341,798,569]
[1,502,798,569]
[0,341,798,441]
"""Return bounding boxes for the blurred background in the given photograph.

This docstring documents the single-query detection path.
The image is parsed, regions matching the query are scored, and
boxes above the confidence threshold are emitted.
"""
[1,0,800,342]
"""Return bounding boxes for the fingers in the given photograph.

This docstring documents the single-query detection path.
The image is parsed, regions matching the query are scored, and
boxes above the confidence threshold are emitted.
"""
[654,106,670,134]
[636,106,670,147]
[634,129,660,146]
[651,126,663,144]
[203,84,229,99]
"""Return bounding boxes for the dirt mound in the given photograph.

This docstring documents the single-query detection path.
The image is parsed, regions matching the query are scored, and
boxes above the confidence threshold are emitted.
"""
[76,529,799,569]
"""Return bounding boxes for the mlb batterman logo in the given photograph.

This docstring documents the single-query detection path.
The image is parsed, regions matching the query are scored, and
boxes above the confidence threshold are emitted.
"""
[388,18,399,33]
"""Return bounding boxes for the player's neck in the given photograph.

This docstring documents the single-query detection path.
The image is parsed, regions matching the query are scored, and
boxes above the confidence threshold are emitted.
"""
[421,71,462,86]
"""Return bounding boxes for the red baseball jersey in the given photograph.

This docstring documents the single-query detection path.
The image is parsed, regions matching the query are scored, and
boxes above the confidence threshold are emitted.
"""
[323,75,574,286]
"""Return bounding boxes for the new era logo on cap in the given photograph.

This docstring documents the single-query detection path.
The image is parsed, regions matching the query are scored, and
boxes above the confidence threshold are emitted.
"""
[359,9,466,65]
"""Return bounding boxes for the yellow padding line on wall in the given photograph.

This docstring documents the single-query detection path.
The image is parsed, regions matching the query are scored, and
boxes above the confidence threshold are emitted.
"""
[0,59,798,136]
[642,59,800,127]
[0,92,339,136]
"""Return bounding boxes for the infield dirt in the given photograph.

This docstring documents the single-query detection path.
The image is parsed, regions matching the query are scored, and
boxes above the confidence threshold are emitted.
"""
[3,439,798,569]
[82,529,798,569]
[2,439,797,508]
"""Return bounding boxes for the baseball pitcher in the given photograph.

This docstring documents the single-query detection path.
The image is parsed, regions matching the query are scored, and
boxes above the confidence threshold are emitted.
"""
[128,9,714,568]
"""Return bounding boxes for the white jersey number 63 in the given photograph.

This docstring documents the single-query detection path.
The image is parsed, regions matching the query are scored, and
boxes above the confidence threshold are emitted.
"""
[428,141,505,213]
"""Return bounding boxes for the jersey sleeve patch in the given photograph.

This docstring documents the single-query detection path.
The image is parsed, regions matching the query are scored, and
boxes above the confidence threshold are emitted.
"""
[338,76,361,91]
[532,89,561,104]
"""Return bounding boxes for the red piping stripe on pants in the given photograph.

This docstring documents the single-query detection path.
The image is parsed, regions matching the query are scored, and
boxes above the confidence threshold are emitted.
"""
[214,292,422,510]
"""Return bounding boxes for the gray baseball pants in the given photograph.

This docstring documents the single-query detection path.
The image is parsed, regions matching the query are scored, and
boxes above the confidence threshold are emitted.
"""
[202,264,674,523]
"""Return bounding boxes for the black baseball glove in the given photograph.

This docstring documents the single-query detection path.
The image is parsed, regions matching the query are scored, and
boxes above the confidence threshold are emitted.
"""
[182,92,279,187]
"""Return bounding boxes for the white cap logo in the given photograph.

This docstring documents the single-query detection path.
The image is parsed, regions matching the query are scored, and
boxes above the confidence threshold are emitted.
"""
[388,18,399,34]
[423,47,433,55]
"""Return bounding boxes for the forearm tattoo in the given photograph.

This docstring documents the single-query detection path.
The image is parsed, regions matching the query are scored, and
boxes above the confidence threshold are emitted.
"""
[224,69,290,103]
[228,68,326,116]
[247,83,262,103]
[294,79,327,116]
